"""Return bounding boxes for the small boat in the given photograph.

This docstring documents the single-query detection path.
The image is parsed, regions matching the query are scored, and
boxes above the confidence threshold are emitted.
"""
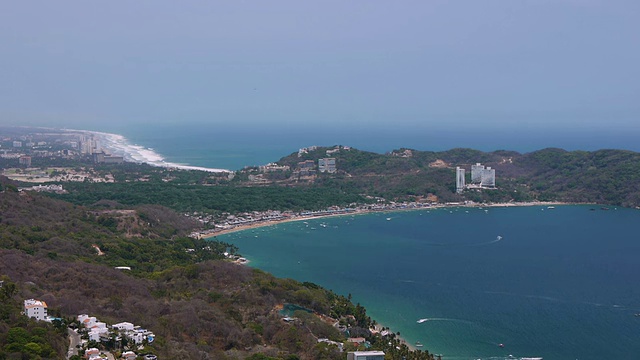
[417,318,428,323]
[386,217,392,221]
[547,206,555,209]
[497,236,503,240]
[415,341,423,347]
[498,343,505,348]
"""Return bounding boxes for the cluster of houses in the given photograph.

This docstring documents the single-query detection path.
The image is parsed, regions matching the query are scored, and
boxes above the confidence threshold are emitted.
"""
[22,299,155,359]
[78,314,155,345]
[18,184,66,193]
[23,297,387,359]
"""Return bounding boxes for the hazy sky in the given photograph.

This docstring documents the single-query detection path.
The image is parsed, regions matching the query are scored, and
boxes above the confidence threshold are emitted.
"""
[1,1,639,135]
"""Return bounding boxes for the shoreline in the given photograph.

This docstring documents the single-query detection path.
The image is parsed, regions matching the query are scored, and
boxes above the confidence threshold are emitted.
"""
[213,201,579,359]
[201,201,573,239]
[63,128,230,173]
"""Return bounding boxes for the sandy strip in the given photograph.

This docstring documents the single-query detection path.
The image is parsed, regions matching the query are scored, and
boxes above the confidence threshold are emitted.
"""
[202,201,572,239]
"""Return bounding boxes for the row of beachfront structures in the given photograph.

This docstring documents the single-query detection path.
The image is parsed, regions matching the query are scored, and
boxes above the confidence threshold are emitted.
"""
[188,201,444,238]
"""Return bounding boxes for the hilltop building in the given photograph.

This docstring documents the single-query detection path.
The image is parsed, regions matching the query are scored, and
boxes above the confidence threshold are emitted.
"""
[259,163,290,172]
[318,158,337,173]
[456,167,466,193]
[24,299,48,321]
[296,160,316,177]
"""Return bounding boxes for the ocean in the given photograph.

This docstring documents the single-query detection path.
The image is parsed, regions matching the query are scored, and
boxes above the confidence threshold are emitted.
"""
[216,205,640,360]
[97,122,640,171]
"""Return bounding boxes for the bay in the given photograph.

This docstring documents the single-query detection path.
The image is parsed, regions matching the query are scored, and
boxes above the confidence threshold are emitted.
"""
[217,205,640,360]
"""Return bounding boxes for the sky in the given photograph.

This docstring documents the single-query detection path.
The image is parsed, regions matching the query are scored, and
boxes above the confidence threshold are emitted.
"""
[1,1,639,140]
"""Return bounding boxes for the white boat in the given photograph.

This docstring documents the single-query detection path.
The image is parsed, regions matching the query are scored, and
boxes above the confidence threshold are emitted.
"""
[386,217,392,221]
[415,341,423,347]
[417,318,428,323]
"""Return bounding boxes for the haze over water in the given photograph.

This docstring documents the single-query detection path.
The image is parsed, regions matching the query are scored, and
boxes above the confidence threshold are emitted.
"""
[218,205,640,360]
[103,122,640,171]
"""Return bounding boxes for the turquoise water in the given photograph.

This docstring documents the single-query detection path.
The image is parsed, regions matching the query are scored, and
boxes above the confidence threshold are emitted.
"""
[217,205,640,360]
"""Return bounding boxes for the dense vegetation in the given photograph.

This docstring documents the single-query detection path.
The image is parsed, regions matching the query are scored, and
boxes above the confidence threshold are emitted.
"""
[44,147,640,216]
[0,278,68,360]
[49,182,369,215]
[277,146,640,207]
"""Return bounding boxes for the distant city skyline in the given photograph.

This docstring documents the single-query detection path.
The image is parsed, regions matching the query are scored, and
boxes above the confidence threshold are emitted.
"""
[1,1,639,151]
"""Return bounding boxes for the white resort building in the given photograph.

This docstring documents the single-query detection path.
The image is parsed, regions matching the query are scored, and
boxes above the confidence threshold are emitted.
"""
[460,163,496,190]
[24,299,48,321]
[456,167,466,193]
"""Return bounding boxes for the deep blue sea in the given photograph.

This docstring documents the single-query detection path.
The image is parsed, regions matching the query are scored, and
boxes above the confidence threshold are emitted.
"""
[217,205,640,360]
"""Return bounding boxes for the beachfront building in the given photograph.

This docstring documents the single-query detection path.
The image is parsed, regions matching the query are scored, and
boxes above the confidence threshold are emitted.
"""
[24,299,48,321]
[93,151,124,164]
[318,158,337,173]
[481,167,496,187]
[347,351,385,360]
[456,167,465,193]
[471,163,484,183]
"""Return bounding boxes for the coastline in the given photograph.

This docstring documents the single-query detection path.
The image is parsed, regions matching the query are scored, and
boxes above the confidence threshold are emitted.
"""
[201,201,572,239]
[65,128,230,173]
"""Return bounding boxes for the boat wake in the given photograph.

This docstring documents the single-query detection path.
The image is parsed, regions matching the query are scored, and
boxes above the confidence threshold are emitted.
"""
[416,317,468,324]
[423,235,505,247]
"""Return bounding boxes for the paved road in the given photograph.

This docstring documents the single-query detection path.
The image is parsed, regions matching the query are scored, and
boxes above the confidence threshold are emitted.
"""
[67,328,80,359]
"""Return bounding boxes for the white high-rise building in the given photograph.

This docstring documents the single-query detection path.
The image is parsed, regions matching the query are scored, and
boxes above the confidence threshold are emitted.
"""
[481,167,496,187]
[456,167,466,193]
[471,163,484,183]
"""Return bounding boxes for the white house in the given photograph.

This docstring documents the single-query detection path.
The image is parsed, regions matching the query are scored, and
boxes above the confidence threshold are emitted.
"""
[24,299,48,321]
[122,351,137,360]
[347,351,386,360]
[112,322,134,331]
[84,348,100,359]
[88,329,102,342]
[78,314,97,328]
